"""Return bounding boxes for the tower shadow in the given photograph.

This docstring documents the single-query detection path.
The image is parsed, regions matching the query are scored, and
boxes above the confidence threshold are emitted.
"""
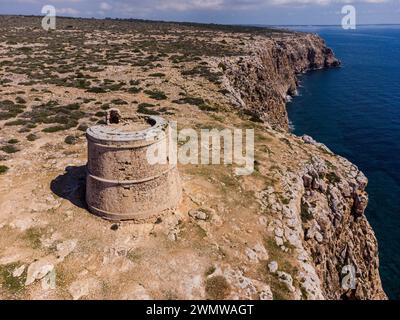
[50,165,87,210]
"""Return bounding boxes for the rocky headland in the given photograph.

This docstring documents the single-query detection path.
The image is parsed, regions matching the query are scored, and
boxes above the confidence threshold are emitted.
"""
[219,31,385,299]
[221,33,340,131]
[0,16,386,300]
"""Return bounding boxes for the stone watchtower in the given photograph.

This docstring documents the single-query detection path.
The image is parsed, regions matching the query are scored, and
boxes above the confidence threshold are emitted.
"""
[85,110,181,221]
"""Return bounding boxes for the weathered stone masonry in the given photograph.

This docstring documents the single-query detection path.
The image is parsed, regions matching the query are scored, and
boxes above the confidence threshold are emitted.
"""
[86,112,182,221]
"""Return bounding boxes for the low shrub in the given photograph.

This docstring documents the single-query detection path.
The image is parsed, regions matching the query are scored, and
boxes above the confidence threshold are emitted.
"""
[64,135,78,145]
[0,165,9,174]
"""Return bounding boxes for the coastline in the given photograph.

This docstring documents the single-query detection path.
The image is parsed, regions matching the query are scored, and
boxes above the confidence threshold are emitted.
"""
[0,16,387,300]
[220,32,387,299]
[285,25,400,299]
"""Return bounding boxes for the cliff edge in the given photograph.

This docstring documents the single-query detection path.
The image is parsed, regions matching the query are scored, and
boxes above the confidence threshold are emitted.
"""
[221,33,340,131]
[219,33,386,299]
[0,17,386,300]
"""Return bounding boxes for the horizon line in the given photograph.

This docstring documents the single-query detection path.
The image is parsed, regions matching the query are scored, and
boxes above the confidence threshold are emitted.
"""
[1,14,400,27]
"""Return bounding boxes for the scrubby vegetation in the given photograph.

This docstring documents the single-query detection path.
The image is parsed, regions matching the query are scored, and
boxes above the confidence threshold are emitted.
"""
[0,145,19,154]
[64,135,78,145]
[144,89,168,100]
[0,165,9,174]
[0,15,355,301]
[0,263,26,296]
[205,276,230,299]
[26,133,38,141]
[137,103,159,115]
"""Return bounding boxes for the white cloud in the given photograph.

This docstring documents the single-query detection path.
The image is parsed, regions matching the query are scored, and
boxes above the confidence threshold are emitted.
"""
[6,0,394,8]
[270,0,330,5]
[155,0,225,11]
[269,0,389,4]
[14,0,82,3]
[14,0,39,3]
[7,0,394,18]
[57,7,80,15]
[107,0,393,13]
[100,2,112,10]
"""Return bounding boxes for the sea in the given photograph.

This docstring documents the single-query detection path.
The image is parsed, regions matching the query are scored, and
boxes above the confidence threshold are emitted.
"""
[284,25,400,299]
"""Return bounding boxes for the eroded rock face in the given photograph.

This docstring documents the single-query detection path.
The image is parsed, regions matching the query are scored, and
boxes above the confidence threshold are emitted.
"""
[221,33,340,131]
[300,156,386,299]
[257,152,386,299]
[221,35,385,299]
[0,16,385,300]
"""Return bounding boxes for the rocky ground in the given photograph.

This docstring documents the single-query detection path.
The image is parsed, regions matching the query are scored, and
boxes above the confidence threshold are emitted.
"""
[0,16,386,300]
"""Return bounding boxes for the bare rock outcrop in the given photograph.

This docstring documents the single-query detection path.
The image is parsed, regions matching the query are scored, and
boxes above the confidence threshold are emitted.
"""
[299,154,386,299]
[221,34,386,299]
[257,146,386,299]
[221,33,340,130]
[0,17,385,300]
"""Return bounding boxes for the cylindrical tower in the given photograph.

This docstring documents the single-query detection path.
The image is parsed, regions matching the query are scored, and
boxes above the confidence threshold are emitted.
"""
[85,111,181,221]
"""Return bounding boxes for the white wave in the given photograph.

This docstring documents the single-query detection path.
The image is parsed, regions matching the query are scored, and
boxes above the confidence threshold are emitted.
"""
[289,121,295,132]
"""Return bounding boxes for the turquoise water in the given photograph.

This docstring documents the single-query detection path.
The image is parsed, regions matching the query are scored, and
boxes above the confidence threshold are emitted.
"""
[286,26,400,299]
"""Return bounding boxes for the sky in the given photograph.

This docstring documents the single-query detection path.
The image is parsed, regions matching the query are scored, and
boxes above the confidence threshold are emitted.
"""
[0,0,399,25]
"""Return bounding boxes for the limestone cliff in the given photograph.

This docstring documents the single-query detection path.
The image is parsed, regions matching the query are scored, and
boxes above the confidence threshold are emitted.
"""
[221,33,340,131]
[220,34,386,299]
[0,17,386,300]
